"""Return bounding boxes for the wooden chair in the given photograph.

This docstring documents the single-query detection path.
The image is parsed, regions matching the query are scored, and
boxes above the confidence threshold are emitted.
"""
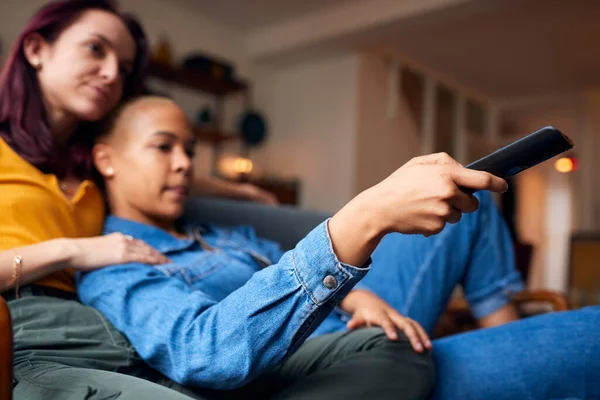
[568,232,600,308]
[434,289,569,337]
[0,296,12,400]
[433,240,569,338]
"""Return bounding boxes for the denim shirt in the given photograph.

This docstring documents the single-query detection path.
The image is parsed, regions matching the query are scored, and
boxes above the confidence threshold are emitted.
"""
[76,216,370,389]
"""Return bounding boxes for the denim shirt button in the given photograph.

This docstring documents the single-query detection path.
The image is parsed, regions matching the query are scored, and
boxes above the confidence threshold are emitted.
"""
[323,275,338,289]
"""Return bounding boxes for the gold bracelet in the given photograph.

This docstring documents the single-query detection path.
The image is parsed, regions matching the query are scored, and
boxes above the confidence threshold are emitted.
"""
[12,255,22,299]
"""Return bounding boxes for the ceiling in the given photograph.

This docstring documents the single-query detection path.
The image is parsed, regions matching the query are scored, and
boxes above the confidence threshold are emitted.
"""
[174,0,358,32]
[174,0,600,99]
[383,0,600,98]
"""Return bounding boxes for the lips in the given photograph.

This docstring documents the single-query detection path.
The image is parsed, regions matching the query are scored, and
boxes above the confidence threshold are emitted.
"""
[89,84,111,100]
[164,185,189,197]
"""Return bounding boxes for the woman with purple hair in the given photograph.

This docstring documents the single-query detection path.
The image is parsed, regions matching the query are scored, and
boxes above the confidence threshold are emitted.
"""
[0,1,437,399]
[0,1,238,399]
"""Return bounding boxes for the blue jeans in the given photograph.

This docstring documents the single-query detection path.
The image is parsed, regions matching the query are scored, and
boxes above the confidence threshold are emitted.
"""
[314,191,600,398]
[431,306,600,400]
[314,190,523,337]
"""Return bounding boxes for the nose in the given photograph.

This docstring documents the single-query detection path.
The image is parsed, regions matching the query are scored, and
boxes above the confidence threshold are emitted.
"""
[100,54,120,84]
[173,146,192,175]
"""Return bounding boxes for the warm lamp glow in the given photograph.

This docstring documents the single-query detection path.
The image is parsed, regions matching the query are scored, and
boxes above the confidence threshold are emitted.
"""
[233,157,253,174]
[554,157,578,173]
[217,155,255,179]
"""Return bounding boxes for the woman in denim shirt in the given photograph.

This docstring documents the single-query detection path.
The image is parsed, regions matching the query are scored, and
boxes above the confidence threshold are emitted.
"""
[79,95,600,400]
[76,95,502,399]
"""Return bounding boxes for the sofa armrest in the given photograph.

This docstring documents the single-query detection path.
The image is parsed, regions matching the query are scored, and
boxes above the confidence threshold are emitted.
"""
[510,289,569,312]
[0,296,13,400]
[183,197,331,251]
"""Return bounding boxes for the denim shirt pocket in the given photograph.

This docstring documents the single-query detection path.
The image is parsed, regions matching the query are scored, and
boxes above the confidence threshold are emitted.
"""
[153,263,182,277]
[154,252,229,289]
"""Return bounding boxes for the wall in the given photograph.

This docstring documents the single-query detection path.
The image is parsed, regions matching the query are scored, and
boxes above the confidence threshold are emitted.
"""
[501,101,580,290]
[579,90,600,230]
[0,0,244,66]
[251,53,360,213]
[354,53,421,193]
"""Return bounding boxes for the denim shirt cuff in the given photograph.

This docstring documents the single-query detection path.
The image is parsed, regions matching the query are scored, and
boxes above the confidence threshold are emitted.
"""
[292,218,371,306]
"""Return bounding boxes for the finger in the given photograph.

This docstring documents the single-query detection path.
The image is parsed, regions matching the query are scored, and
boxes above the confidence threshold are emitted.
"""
[380,317,399,341]
[346,315,364,330]
[143,246,171,263]
[133,241,171,264]
[446,207,462,224]
[450,192,480,214]
[144,252,170,265]
[450,168,508,193]
[389,313,423,352]
[263,193,279,206]
[409,319,432,350]
[129,244,170,265]
[149,250,171,264]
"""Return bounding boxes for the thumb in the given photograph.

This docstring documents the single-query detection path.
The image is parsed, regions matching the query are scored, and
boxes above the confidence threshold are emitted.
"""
[409,152,460,167]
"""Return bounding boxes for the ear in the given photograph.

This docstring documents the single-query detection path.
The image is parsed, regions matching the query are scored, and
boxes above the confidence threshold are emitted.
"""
[22,33,48,69]
[92,143,115,179]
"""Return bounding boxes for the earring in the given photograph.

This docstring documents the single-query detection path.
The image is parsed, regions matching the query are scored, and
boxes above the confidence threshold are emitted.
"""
[32,60,41,69]
[105,167,114,176]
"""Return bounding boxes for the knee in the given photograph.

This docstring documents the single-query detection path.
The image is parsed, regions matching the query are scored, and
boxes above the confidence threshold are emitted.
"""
[357,328,435,400]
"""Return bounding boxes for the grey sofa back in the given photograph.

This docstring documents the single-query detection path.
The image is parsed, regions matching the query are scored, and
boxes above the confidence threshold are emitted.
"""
[183,197,331,251]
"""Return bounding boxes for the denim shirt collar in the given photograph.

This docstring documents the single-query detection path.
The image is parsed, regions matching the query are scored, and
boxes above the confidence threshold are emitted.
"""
[104,215,197,254]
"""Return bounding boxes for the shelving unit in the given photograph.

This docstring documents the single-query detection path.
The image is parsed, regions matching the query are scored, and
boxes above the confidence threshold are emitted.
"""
[147,62,248,96]
[147,61,300,205]
[193,127,240,145]
[147,60,246,172]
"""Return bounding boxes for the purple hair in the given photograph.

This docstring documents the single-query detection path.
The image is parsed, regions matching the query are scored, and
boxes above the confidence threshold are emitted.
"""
[0,0,149,179]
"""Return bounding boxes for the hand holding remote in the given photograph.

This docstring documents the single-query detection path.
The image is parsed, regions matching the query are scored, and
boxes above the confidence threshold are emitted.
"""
[328,152,507,267]
[461,126,574,193]
[466,126,574,178]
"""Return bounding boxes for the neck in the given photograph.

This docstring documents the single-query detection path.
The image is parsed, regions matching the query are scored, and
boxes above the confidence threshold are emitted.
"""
[109,199,181,238]
[153,218,181,238]
[44,99,78,143]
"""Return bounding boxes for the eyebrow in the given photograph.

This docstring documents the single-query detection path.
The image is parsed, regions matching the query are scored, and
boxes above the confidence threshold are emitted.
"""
[89,33,134,68]
[151,131,177,139]
[151,131,197,146]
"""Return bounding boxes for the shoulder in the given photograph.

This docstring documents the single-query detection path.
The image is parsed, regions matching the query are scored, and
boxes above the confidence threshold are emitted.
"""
[0,136,8,161]
[0,135,33,174]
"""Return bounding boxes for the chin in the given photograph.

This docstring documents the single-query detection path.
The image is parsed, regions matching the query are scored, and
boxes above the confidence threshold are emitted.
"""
[160,204,186,221]
[73,100,115,121]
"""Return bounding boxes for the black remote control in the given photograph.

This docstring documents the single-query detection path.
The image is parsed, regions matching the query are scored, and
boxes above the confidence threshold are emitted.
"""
[466,126,574,179]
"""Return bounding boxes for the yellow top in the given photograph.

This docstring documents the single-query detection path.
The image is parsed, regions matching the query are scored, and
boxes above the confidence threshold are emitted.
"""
[0,138,105,292]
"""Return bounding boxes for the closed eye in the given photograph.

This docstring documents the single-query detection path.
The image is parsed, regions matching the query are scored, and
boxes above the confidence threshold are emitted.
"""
[87,41,106,58]
[185,147,196,158]
[156,143,172,153]
[119,65,131,78]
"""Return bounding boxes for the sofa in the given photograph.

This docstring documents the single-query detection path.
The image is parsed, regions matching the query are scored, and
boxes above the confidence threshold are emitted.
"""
[0,197,568,400]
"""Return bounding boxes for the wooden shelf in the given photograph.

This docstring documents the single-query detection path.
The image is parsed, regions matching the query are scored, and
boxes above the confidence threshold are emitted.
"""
[147,61,248,96]
[193,127,241,144]
[234,177,300,205]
